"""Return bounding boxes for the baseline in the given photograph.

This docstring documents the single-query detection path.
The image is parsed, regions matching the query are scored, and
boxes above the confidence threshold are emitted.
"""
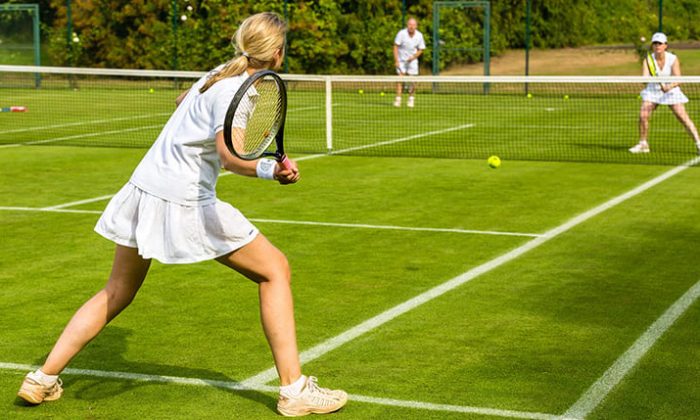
[0,362,557,419]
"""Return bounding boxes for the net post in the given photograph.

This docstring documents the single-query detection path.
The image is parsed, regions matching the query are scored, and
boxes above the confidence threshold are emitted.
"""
[482,1,490,95]
[325,76,333,153]
[32,4,41,88]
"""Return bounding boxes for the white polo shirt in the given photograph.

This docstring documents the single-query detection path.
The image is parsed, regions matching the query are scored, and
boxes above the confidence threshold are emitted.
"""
[394,28,426,63]
[130,67,250,206]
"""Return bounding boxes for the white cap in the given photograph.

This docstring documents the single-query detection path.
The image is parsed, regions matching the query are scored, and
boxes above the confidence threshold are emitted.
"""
[651,32,667,44]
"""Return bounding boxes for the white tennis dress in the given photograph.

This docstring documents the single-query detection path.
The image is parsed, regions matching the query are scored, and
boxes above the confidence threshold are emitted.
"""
[95,67,259,264]
[640,51,688,105]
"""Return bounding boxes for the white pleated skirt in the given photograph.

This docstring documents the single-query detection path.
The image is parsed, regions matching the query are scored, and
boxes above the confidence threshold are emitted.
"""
[640,85,688,105]
[95,182,259,264]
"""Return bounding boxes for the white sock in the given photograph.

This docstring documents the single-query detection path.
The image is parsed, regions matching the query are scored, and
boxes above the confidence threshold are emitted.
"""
[30,369,58,386]
[280,374,307,397]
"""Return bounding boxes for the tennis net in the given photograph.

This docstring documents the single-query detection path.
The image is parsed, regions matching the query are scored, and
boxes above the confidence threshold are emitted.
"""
[3,65,700,165]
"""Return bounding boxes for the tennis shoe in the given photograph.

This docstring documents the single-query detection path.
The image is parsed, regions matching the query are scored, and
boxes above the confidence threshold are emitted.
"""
[628,143,650,154]
[277,376,347,417]
[393,97,401,107]
[17,373,63,404]
[407,96,415,108]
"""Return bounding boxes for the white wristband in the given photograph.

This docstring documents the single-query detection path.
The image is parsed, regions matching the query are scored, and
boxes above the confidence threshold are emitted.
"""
[256,158,277,180]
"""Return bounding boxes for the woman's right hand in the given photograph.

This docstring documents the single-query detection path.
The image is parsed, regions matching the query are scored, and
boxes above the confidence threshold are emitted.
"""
[275,160,300,185]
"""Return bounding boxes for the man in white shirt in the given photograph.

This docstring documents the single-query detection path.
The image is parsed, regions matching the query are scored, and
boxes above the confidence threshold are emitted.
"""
[393,18,426,108]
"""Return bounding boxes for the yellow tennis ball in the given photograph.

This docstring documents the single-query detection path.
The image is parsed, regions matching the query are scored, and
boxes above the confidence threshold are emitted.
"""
[564,94,569,100]
[380,92,385,96]
[149,88,155,94]
[526,93,532,99]
[488,155,501,169]
[358,89,364,94]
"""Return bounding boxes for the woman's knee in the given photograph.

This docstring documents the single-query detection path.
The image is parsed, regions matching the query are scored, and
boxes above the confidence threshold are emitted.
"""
[103,278,141,309]
[260,254,292,286]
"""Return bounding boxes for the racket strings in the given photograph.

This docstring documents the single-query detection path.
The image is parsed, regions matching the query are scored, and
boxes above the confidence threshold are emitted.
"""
[233,78,283,158]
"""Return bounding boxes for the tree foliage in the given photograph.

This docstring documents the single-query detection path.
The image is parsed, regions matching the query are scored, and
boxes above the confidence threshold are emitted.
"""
[28,0,700,73]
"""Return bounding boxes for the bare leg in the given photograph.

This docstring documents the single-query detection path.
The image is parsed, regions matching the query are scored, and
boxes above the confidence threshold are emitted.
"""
[395,80,403,98]
[669,103,700,143]
[639,101,657,143]
[41,245,151,374]
[216,234,301,385]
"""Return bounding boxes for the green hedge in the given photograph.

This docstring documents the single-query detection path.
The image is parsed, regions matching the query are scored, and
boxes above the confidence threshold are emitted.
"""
[24,0,700,73]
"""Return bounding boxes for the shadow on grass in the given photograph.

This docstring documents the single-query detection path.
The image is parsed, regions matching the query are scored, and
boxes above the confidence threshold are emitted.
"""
[15,326,276,414]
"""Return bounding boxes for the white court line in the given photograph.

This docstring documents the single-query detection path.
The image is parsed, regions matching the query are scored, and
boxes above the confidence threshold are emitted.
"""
[251,218,542,238]
[327,123,475,155]
[1,105,320,139]
[0,206,540,237]
[0,113,170,135]
[561,278,700,420]
[25,122,476,207]
[0,362,557,419]
[0,206,102,214]
[240,156,700,387]
[42,195,116,210]
[21,125,164,146]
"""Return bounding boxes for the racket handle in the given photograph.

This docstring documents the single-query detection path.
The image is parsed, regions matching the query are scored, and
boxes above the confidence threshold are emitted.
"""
[278,154,293,170]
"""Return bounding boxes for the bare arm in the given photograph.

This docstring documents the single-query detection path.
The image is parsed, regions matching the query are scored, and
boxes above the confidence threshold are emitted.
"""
[663,57,682,92]
[393,44,400,67]
[216,131,257,176]
[412,49,424,61]
[671,57,682,76]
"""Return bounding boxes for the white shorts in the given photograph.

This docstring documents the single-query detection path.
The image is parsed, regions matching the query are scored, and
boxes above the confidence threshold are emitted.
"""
[640,85,688,105]
[396,60,419,76]
[95,182,259,264]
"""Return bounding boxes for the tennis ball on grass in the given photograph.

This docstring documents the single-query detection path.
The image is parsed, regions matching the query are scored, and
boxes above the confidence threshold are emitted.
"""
[564,94,569,100]
[488,155,501,169]
[358,89,364,94]
[526,93,532,99]
[380,92,385,96]
[149,88,155,94]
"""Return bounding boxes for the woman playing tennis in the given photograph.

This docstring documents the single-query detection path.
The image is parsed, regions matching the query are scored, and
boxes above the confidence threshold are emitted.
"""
[630,32,700,155]
[17,12,347,417]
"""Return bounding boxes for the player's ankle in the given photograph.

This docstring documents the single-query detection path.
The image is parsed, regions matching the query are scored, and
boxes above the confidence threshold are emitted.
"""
[29,369,59,386]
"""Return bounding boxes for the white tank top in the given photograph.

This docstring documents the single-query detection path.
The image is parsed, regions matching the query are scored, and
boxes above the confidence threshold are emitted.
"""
[650,51,676,76]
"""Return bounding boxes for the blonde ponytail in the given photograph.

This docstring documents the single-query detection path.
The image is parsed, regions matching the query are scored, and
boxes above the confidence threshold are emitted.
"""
[200,12,286,93]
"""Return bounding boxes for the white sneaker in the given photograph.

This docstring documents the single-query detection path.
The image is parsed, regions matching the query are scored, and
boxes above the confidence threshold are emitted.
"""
[628,143,650,154]
[407,96,415,108]
[277,376,347,417]
[393,97,401,107]
[17,373,63,404]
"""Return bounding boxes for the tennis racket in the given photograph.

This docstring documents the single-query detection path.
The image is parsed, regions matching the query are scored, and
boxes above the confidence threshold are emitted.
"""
[646,51,664,90]
[223,70,291,170]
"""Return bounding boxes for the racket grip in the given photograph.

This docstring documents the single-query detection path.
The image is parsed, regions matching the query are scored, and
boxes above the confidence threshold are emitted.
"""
[278,154,293,170]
